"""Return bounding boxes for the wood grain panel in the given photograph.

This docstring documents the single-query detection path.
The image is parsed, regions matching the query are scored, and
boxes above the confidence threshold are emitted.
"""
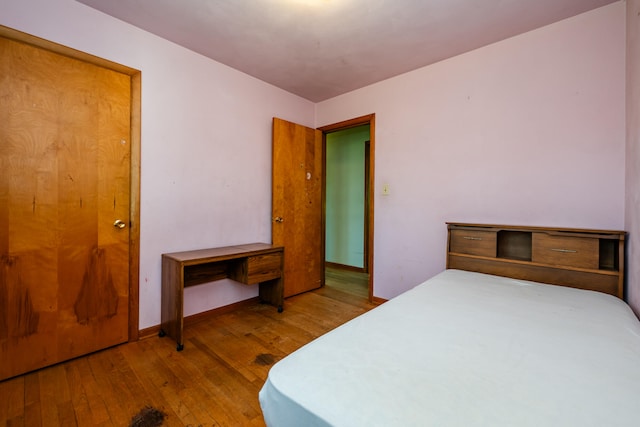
[0,35,131,380]
[272,118,323,297]
[449,229,497,257]
[532,233,599,269]
[448,254,620,296]
[246,253,282,284]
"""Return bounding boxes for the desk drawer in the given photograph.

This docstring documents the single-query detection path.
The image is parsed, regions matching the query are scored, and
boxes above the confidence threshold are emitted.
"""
[532,233,598,269]
[245,253,282,284]
[449,229,496,257]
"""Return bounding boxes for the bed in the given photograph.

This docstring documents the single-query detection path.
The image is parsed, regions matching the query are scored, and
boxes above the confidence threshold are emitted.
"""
[259,224,640,426]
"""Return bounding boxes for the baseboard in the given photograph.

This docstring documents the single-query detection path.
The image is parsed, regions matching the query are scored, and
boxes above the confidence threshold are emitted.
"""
[138,296,261,340]
[372,296,387,305]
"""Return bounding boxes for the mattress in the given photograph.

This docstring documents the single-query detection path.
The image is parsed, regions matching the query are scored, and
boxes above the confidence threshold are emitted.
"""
[259,269,640,426]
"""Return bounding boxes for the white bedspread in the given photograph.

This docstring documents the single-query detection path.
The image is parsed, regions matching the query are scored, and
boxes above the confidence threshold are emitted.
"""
[259,269,640,426]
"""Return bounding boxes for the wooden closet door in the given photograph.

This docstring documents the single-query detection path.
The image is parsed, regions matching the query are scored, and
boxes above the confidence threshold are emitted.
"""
[0,37,131,380]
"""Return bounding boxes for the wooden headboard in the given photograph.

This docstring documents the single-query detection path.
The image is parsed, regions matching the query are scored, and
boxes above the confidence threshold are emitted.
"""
[446,223,626,299]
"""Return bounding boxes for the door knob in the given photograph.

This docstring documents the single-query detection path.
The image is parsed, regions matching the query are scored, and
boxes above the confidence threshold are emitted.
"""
[273,217,284,223]
[113,219,127,229]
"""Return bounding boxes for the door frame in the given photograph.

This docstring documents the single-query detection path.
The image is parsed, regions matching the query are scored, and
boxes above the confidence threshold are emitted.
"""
[1,25,142,341]
[319,114,375,302]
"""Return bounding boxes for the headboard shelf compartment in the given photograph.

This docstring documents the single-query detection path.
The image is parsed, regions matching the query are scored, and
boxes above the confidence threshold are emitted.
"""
[497,230,532,261]
[446,223,626,299]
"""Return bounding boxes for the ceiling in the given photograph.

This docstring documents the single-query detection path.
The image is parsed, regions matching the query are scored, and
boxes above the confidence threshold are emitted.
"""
[75,0,618,102]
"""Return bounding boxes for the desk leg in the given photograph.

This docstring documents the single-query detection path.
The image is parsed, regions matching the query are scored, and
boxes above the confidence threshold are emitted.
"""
[161,257,186,351]
[259,277,284,312]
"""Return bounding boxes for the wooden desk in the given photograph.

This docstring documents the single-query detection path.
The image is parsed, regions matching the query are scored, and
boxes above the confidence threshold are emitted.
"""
[160,243,284,350]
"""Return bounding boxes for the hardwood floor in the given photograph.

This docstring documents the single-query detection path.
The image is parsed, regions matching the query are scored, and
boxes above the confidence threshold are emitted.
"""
[324,266,369,299]
[0,268,374,426]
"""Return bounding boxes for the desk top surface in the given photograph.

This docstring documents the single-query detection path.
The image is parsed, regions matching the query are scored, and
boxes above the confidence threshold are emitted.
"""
[162,242,282,263]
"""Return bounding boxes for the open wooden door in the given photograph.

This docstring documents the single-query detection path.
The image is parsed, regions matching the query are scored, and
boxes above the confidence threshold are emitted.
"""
[0,35,133,380]
[272,118,324,297]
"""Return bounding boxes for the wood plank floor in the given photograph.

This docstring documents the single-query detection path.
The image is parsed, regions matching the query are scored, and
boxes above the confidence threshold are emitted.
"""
[0,268,373,426]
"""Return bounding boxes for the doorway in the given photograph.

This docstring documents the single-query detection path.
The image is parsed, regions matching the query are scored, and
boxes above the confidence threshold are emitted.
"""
[271,114,374,301]
[320,114,375,301]
[325,126,369,269]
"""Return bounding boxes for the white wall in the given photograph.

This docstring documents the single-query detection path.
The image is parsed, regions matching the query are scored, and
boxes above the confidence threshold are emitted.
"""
[317,3,626,299]
[0,0,315,329]
[626,0,640,316]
